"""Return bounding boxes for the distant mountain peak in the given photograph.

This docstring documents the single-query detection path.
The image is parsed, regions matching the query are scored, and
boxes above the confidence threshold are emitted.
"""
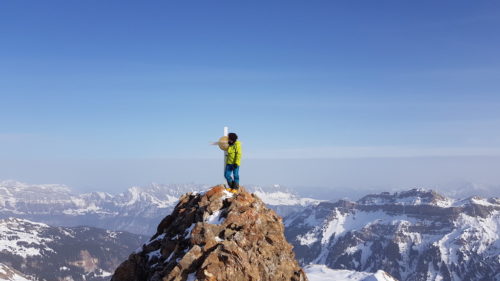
[0,180,318,235]
[357,188,454,207]
[111,185,308,281]
[0,179,72,194]
[304,264,397,281]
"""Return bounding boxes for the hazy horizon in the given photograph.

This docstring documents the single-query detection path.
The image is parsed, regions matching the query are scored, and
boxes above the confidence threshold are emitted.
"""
[2,156,499,201]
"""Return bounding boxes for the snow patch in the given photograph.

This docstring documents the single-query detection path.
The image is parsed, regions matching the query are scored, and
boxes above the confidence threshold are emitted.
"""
[94,268,113,277]
[186,272,197,281]
[304,264,396,281]
[252,189,321,206]
[183,223,196,239]
[206,210,225,225]
[146,249,162,261]
[221,189,234,200]
[297,232,318,246]
[0,262,31,281]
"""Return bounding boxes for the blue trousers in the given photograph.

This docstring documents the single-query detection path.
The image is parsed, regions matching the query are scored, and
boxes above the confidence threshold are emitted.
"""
[224,164,239,187]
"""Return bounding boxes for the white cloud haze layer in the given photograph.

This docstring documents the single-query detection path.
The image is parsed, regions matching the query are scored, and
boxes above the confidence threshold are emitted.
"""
[1,156,499,201]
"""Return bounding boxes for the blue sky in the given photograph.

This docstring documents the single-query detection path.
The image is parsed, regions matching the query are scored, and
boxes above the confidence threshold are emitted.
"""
[1,1,500,193]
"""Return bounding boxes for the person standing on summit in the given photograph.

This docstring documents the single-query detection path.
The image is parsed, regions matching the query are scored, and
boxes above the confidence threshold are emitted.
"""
[225,132,242,193]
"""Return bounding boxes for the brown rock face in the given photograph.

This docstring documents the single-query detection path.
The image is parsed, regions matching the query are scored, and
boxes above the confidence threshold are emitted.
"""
[111,185,307,281]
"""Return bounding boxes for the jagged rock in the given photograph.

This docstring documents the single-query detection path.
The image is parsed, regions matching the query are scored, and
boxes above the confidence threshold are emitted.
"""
[111,185,308,281]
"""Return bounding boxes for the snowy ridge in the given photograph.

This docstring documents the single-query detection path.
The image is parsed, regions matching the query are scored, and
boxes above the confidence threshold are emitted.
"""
[357,188,455,207]
[305,264,397,281]
[0,181,319,235]
[248,184,322,206]
[246,184,323,217]
[454,195,500,207]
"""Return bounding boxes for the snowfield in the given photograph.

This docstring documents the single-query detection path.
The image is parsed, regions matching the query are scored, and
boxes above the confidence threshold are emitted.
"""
[305,264,397,281]
[0,218,55,258]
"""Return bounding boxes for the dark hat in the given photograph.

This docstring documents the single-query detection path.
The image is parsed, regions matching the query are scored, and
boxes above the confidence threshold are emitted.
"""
[228,132,238,142]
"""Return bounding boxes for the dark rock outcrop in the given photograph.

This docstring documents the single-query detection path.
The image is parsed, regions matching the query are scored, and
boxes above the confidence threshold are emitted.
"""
[111,185,307,281]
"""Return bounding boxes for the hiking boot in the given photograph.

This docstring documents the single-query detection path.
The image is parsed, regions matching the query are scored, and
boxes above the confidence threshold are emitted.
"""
[230,181,240,193]
[225,182,233,192]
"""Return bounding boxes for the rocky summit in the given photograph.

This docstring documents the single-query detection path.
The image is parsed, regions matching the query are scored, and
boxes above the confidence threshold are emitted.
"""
[111,185,307,281]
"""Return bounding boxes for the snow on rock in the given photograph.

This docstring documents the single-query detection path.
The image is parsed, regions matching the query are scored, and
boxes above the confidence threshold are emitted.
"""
[183,223,195,239]
[0,262,31,281]
[111,185,308,281]
[468,196,499,207]
[221,189,234,200]
[249,185,322,206]
[93,268,113,278]
[304,264,397,281]
[0,218,55,258]
[186,273,196,281]
[205,210,225,225]
[146,249,162,262]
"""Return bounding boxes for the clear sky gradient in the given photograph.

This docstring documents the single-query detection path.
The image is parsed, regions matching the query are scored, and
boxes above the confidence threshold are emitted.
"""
[1,1,500,194]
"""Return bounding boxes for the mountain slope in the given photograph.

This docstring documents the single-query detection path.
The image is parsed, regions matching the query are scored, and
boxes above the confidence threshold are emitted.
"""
[0,217,146,281]
[0,262,30,281]
[284,188,500,281]
[304,264,397,281]
[0,181,319,235]
[112,185,307,281]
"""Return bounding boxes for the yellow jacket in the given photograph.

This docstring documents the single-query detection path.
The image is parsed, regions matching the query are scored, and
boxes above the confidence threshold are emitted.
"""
[226,140,242,166]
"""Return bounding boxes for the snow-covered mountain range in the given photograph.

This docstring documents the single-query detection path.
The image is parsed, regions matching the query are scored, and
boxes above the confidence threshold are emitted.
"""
[0,217,145,281]
[1,180,499,280]
[0,180,320,235]
[284,189,500,281]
